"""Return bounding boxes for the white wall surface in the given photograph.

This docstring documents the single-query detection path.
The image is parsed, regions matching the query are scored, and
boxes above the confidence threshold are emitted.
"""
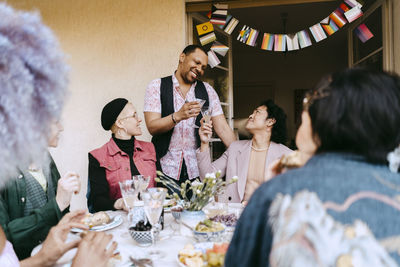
[9,0,186,209]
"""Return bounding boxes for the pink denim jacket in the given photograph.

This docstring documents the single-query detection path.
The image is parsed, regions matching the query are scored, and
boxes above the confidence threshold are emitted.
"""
[90,138,156,200]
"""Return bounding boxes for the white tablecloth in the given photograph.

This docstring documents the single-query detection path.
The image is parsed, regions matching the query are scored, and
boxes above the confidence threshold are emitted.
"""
[33,203,243,267]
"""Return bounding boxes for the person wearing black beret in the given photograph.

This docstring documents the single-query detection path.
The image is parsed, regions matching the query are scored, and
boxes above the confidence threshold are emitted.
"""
[87,98,156,212]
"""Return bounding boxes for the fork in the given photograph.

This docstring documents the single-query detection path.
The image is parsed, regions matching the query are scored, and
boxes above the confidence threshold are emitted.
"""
[129,256,153,267]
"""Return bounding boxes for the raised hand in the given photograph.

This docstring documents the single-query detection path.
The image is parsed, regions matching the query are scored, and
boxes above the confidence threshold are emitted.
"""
[56,171,81,211]
[199,118,213,144]
[175,101,201,122]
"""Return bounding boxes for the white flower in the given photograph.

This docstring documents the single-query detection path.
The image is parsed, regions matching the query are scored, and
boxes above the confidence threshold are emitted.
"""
[231,176,239,182]
[196,189,201,194]
[205,172,216,179]
[191,180,202,187]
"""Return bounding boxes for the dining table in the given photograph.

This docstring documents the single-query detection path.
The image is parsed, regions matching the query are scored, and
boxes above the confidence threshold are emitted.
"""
[32,203,243,267]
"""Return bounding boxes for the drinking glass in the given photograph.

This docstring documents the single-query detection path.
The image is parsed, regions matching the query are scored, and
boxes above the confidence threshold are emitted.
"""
[133,175,150,200]
[142,188,167,258]
[118,180,137,210]
[192,98,206,128]
[201,106,213,140]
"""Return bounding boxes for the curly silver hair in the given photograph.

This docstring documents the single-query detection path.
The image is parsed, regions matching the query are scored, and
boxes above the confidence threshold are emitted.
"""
[0,3,68,187]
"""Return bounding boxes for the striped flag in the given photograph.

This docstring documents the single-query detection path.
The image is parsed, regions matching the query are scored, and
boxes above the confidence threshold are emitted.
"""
[210,4,228,25]
[344,6,363,23]
[354,23,374,43]
[261,33,274,51]
[345,0,362,8]
[286,34,299,51]
[207,50,221,68]
[320,17,339,35]
[237,25,251,43]
[211,41,229,57]
[246,28,259,47]
[297,30,312,49]
[274,34,286,51]
[309,23,327,43]
[330,9,347,28]
[223,16,239,35]
[196,22,216,46]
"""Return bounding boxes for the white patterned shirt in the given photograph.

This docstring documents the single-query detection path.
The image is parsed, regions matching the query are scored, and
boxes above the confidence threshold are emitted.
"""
[144,74,223,180]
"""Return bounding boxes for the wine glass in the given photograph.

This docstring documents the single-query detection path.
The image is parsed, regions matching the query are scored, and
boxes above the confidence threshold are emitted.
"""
[118,180,137,210]
[201,106,213,140]
[192,98,206,128]
[133,175,150,200]
[142,187,167,258]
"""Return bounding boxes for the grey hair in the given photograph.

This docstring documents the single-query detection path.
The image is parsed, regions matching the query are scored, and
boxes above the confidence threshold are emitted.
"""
[0,3,68,187]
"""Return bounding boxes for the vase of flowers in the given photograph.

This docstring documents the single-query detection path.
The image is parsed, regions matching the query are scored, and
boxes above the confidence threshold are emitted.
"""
[155,171,238,232]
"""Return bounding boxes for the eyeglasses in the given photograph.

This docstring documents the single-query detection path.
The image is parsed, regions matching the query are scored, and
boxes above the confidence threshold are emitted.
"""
[119,113,139,120]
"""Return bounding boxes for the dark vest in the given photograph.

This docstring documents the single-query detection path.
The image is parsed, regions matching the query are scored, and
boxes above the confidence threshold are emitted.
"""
[151,75,209,165]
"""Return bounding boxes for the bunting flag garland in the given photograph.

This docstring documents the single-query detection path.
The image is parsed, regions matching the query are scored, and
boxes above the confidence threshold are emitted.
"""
[309,23,327,42]
[297,30,312,49]
[195,0,371,52]
[344,6,363,23]
[286,33,299,51]
[274,34,286,51]
[354,23,374,43]
[320,17,339,35]
[329,9,347,28]
[207,50,221,68]
[197,22,216,46]
[211,41,229,56]
[223,16,239,34]
[210,4,228,25]
[261,33,274,51]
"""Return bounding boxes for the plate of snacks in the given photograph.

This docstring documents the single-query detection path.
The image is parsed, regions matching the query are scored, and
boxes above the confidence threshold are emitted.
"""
[71,211,123,232]
[177,242,229,267]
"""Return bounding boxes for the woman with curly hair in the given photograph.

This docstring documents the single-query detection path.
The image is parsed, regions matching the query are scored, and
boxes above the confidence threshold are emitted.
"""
[197,99,292,203]
[0,3,115,266]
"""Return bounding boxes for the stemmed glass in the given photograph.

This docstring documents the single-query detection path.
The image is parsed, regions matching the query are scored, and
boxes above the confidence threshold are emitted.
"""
[142,187,167,258]
[133,175,150,200]
[201,106,213,140]
[192,98,206,128]
[118,180,137,210]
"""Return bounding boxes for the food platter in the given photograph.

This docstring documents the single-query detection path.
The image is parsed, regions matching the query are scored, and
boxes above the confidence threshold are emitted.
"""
[71,215,123,233]
[177,242,228,267]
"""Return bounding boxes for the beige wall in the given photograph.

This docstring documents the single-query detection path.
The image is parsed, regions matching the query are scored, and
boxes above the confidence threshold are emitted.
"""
[9,0,185,209]
[393,0,400,74]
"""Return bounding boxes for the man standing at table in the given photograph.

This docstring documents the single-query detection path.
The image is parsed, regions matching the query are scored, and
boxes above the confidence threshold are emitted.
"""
[144,44,236,187]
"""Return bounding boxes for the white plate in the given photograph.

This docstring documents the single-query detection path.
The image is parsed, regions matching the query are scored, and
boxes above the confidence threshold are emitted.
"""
[176,242,215,267]
[71,215,123,233]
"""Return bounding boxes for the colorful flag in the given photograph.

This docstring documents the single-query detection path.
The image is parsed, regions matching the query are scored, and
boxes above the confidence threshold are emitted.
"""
[211,42,229,57]
[211,4,228,26]
[354,23,374,43]
[196,22,214,36]
[345,0,362,8]
[261,33,274,51]
[246,28,259,47]
[330,9,347,28]
[309,23,327,43]
[223,16,239,35]
[286,34,299,51]
[338,3,350,13]
[320,17,339,35]
[199,32,216,46]
[344,6,363,23]
[297,30,312,49]
[207,50,221,68]
[274,34,286,51]
[237,25,251,43]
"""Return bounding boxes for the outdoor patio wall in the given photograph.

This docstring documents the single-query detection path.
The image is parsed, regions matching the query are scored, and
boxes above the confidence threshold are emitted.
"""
[9,0,186,209]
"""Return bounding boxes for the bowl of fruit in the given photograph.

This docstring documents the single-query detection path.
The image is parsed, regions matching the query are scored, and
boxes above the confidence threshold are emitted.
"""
[193,219,225,243]
[129,220,153,247]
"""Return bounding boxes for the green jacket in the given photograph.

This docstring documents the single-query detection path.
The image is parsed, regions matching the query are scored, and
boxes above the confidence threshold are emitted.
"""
[0,156,66,259]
